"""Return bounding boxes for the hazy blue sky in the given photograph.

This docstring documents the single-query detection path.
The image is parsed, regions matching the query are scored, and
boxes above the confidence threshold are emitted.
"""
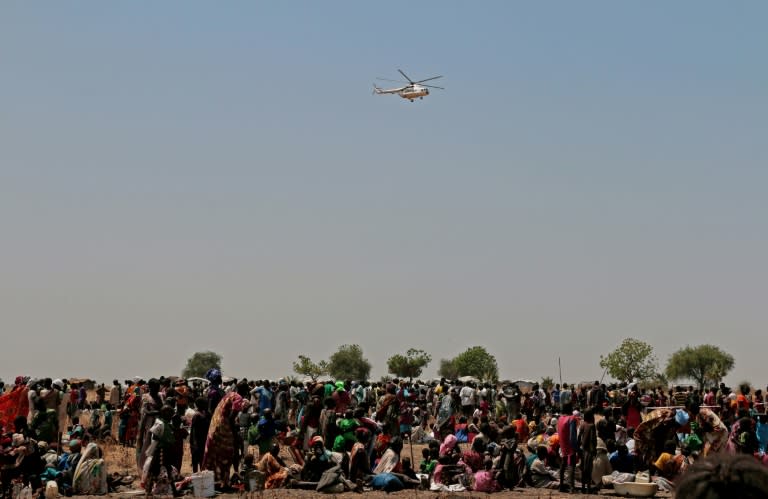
[2,2,766,387]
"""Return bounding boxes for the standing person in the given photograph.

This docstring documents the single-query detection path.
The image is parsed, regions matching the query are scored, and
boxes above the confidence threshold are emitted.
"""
[189,397,211,473]
[205,369,224,414]
[136,379,163,473]
[53,379,70,447]
[300,395,322,451]
[144,405,182,497]
[623,391,643,430]
[120,386,141,446]
[256,408,278,457]
[78,384,87,411]
[95,384,106,405]
[173,380,190,417]
[376,384,400,438]
[559,384,572,413]
[332,381,351,415]
[703,387,717,408]
[109,380,122,409]
[753,389,765,414]
[460,382,476,418]
[579,409,597,494]
[203,391,245,490]
[503,384,522,421]
[274,382,290,422]
[551,384,561,412]
[27,379,41,425]
[557,403,579,493]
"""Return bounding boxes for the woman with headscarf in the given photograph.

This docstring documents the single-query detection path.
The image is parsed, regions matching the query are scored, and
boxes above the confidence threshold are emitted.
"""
[439,434,459,458]
[203,391,244,490]
[634,408,686,468]
[136,379,163,473]
[375,384,400,437]
[205,369,224,414]
[435,389,459,441]
[373,436,403,474]
[348,429,372,481]
[688,403,728,456]
[256,443,290,489]
[72,442,108,495]
[120,386,141,446]
[332,382,351,415]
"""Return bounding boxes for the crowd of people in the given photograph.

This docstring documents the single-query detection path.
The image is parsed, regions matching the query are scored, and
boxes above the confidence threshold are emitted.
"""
[2,372,768,497]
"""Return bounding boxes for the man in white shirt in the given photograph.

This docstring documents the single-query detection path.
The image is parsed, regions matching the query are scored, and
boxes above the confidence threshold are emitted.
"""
[460,382,476,417]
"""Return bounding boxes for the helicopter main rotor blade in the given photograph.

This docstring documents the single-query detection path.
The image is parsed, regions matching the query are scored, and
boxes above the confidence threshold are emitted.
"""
[421,84,445,90]
[376,77,409,83]
[415,75,443,83]
[397,69,414,83]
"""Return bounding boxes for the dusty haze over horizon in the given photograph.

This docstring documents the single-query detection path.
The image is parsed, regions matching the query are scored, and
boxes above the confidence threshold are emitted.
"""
[1,2,766,388]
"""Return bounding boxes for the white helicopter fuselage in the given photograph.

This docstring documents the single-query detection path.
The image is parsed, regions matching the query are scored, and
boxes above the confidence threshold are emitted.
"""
[399,85,429,100]
[374,84,430,101]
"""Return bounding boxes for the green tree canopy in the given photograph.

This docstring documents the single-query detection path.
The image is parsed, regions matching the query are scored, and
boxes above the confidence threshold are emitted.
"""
[599,338,658,384]
[387,349,432,380]
[292,355,329,381]
[439,346,499,382]
[182,351,222,378]
[437,358,460,380]
[327,344,371,381]
[665,344,734,390]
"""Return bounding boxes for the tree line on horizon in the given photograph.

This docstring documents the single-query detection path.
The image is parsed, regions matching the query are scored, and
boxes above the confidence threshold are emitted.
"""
[181,338,737,391]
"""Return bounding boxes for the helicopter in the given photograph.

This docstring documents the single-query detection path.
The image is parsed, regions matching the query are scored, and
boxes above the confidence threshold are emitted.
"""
[373,69,444,102]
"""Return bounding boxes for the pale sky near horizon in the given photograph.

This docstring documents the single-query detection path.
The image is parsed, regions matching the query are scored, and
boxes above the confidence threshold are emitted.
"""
[1,2,766,387]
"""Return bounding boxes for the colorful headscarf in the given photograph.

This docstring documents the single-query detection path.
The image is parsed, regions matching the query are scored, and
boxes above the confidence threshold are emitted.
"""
[205,368,222,385]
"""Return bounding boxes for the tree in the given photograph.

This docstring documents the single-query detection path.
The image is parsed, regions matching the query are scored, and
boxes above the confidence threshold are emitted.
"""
[599,338,658,384]
[437,358,460,380]
[327,344,371,381]
[665,345,735,390]
[387,349,432,380]
[541,376,554,391]
[292,355,329,381]
[440,346,499,382]
[182,351,222,378]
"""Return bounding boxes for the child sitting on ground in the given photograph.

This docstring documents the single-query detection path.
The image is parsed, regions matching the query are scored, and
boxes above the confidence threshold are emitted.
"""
[420,447,436,474]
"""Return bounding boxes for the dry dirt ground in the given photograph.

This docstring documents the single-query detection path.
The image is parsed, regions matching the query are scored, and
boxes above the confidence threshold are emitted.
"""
[100,442,672,499]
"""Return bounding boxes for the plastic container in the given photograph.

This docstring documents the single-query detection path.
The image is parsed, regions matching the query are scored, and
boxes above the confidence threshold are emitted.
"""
[613,482,658,497]
[246,470,265,491]
[45,481,59,499]
[191,471,215,497]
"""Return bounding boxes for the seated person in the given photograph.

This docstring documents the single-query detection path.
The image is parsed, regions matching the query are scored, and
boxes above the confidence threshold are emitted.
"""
[419,447,436,475]
[473,458,501,493]
[609,443,636,473]
[529,446,559,489]
[462,438,485,472]
[374,436,403,474]
[653,440,682,480]
[257,444,290,489]
[401,457,417,480]
[348,429,371,481]
[300,436,334,483]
